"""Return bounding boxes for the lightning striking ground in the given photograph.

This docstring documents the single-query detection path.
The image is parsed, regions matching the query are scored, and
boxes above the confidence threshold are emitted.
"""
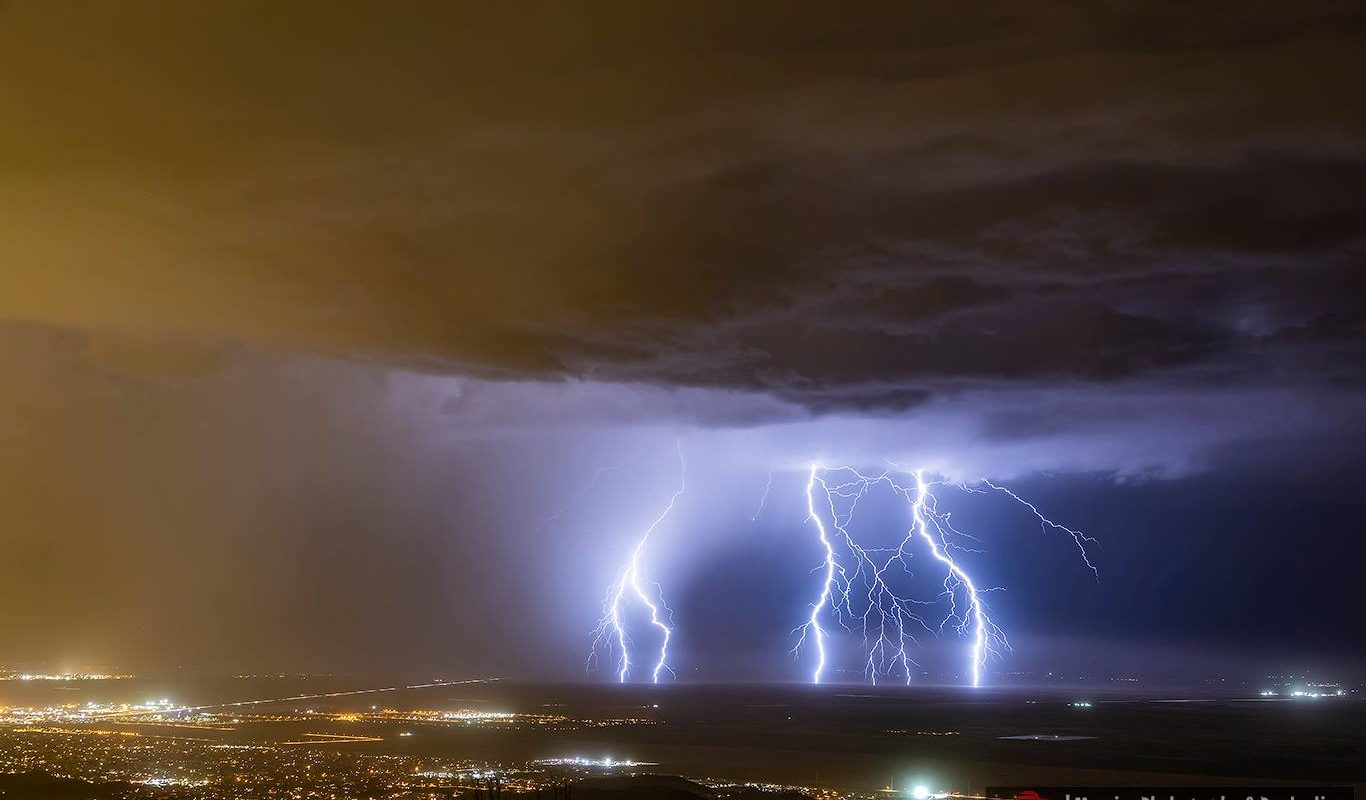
[589,442,687,684]
[793,465,1096,687]
[791,465,839,683]
[908,469,999,688]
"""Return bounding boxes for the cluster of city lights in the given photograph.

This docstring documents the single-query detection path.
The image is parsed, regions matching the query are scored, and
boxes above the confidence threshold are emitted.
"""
[0,699,188,725]
[1259,687,1346,698]
[137,776,210,788]
[1,672,134,682]
[885,729,960,737]
[533,756,654,768]
[440,709,516,721]
[335,707,650,730]
[0,696,656,736]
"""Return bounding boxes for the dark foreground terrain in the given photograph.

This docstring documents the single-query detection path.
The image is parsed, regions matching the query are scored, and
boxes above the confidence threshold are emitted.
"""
[0,770,810,800]
[413,682,1365,790]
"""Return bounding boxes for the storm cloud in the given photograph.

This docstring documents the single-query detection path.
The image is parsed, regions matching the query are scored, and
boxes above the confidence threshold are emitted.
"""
[2,1,1364,411]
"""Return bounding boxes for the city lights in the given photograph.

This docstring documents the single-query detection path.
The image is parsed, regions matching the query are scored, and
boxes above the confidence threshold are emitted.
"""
[1,672,134,682]
[533,756,655,768]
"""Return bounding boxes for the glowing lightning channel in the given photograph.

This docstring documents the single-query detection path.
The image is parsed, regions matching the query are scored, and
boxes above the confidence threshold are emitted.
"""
[792,464,837,683]
[589,442,686,683]
[793,465,939,685]
[792,465,1099,687]
[907,469,997,688]
[793,465,1086,687]
[972,479,1101,580]
[751,470,775,522]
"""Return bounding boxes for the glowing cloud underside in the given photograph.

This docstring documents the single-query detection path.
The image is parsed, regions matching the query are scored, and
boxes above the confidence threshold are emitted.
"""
[793,465,1098,687]
[588,442,686,684]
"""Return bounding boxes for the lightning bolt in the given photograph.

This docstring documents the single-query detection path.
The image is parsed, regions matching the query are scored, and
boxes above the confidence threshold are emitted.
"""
[542,448,641,528]
[970,479,1101,580]
[791,464,838,683]
[794,465,1094,687]
[793,465,940,685]
[589,442,686,683]
[907,469,1002,688]
[751,469,775,521]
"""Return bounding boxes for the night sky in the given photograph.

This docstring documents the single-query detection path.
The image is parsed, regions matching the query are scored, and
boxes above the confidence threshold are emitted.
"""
[1,2,1364,682]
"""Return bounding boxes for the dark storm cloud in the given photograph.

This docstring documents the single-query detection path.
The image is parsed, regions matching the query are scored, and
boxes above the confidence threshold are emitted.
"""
[2,0,1365,418]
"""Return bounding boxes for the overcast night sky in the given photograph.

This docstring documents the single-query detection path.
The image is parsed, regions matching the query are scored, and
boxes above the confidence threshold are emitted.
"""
[1,2,1364,683]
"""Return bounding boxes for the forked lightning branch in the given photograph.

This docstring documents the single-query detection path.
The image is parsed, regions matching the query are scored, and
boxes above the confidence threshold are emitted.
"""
[588,453,1098,686]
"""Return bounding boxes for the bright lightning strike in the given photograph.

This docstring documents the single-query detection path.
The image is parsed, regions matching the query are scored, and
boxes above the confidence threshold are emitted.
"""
[791,464,839,683]
[589,442,686,684]
[793,465,1096,687]
[794,465,937,685]
[908,469,999,688]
